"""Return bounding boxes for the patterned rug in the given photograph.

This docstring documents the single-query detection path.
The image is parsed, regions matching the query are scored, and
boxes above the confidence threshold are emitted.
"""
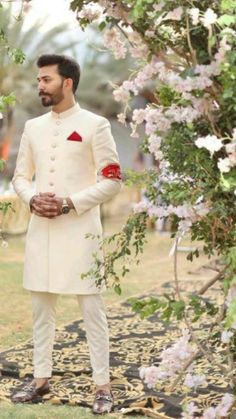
[0,283,234,418]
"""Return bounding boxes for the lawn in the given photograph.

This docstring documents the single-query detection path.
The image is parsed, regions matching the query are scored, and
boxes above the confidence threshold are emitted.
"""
[0,215,216,418]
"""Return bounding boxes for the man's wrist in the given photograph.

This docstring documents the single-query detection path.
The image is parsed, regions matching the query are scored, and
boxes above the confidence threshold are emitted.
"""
[29,195,37,212]
[65,197,75,210]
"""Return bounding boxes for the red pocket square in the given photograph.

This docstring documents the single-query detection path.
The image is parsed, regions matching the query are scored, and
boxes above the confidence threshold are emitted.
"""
[67,131,82,142]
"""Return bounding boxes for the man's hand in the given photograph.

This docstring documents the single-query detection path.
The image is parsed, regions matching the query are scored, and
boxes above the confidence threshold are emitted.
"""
[30,193,74,218]
[30,193,63,218]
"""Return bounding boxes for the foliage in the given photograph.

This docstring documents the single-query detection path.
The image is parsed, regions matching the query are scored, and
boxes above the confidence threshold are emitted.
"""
[70,0,236,412]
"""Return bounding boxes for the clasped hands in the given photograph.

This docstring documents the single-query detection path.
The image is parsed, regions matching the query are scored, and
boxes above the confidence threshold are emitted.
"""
[30,192,66,218]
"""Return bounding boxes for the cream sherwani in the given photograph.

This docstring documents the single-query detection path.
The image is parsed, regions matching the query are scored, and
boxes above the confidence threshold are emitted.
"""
[12,103,121,384]
[12,103,121,294]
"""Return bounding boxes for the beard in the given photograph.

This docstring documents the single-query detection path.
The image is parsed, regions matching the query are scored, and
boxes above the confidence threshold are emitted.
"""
[39,84,64,107]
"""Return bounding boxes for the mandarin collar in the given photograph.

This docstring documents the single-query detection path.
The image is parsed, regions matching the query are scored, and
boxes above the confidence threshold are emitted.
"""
[51,103,80,119]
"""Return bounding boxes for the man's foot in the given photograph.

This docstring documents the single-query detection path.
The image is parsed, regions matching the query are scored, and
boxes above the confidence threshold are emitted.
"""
[92,388,114,414]
[11,379,50,403]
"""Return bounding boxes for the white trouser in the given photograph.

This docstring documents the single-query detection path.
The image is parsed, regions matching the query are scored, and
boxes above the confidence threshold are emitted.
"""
[31,292,109,386]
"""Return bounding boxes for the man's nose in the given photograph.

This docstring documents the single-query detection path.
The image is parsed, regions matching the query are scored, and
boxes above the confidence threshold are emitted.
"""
[38,80,44,91]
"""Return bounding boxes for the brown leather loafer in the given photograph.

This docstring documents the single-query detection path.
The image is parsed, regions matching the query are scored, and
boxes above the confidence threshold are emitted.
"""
[92,389,114,414]
[11,381,50,403]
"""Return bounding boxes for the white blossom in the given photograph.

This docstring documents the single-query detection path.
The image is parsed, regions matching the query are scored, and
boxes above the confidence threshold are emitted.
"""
[221,330,233,344]
[117,113,126,124]
[217,157,231,173]
[188,8,200,25]
[195,135,223,157]
[201,8,218,29]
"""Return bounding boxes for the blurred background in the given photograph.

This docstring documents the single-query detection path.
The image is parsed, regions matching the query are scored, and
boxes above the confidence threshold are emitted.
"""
[0,0,154,233]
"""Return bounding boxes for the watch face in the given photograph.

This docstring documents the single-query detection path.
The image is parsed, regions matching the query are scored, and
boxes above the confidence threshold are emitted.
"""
[62,205,70,214]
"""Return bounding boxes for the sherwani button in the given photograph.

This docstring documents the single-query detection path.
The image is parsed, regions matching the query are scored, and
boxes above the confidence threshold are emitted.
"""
[56,120,61,125]
[50,156,55,161]
[53,131,59,136]
[51,143,57,148]
[50,168,55,173]
[49,182,54,186]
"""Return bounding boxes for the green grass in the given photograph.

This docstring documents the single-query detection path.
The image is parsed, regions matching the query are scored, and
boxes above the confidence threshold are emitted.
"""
[0,402,146,418]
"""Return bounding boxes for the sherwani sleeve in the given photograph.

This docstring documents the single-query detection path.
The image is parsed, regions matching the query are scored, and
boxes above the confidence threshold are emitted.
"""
[12,122,35,209]
[69,117,122,216]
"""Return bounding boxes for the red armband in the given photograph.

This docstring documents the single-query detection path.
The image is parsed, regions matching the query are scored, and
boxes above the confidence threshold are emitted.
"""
[101,164,121,180]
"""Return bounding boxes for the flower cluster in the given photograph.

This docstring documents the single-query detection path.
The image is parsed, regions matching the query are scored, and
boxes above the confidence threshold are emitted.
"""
[195,131,236,173]
[140,329,195,387]
[77,2,102,22]
[182,393,234,419]
[103,27,127,60]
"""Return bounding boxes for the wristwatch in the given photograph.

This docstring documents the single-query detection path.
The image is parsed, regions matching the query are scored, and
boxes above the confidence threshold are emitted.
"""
[61,199,70,214]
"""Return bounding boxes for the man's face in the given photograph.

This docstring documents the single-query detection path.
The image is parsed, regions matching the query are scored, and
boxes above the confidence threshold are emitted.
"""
[37,65,65,107]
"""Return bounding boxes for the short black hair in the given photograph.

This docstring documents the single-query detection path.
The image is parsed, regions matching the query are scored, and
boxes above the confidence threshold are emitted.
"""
[37,54,80,94]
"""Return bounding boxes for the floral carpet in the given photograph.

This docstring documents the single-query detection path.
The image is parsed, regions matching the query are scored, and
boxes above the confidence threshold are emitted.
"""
[0,284,235,418]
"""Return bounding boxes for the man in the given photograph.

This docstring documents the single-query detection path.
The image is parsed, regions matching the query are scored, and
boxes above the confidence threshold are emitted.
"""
[11,54,121,414]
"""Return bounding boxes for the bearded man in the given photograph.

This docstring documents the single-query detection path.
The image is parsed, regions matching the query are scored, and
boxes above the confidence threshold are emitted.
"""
[11,54,121,414]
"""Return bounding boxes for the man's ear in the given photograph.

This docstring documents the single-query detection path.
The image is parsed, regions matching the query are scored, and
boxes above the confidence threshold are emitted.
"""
[64,78,73,91]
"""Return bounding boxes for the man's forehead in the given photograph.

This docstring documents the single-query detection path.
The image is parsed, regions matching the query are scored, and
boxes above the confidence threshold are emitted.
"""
[37,65,59,78]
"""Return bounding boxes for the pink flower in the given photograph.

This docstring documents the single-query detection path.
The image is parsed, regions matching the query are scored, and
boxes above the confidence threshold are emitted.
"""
[165,7,183,21]
[202,407,216,419]
[145,29,155,38]
[78,3,102,22]
[122,80,138,95]
[133,201,151,214]
[139,366,160,389]
[113,87,130,103]
[130,43,149,60]
[132,108,146,124]
[215,393,234,417]
[184,373,206,389]
[182,402,198,419]
[103,27,127,59]
[154,2,165,12]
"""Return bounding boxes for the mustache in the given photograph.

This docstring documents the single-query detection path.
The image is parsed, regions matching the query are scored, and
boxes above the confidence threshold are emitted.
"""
[39,92,51,97]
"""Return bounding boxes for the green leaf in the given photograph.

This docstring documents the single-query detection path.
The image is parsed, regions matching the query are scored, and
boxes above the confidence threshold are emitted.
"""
[225,297,236,327]
[217,14,236,27]
[221,0,236,11]
[98,21,106,31]
[114,284,122,295]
